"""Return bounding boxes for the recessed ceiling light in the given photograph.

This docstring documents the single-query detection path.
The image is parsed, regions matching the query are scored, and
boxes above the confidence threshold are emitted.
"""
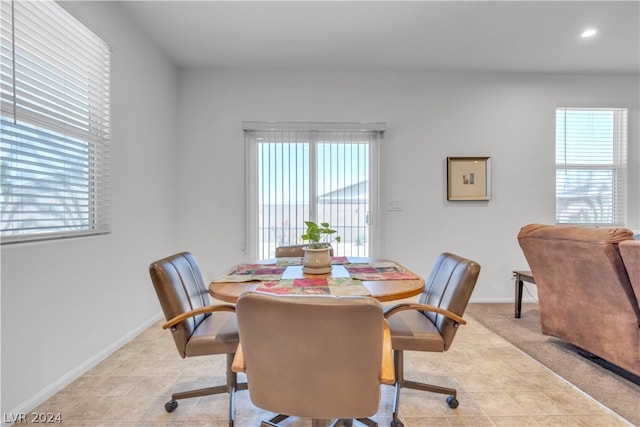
[581,28,598,38]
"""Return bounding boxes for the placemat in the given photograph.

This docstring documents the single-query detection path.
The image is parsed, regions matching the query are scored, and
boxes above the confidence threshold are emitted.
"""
[212,263,286,282]
[255,277,370,297]
[275,257,303,266]
[344,261,420,280]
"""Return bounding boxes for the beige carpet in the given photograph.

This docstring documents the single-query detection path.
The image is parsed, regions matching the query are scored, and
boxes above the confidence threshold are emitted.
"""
[466,302,640,426]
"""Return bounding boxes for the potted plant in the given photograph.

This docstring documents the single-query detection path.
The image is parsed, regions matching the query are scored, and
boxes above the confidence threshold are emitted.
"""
[300,221,341,274]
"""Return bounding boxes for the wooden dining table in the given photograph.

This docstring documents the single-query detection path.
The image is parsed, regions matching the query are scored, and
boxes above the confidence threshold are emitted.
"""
[209,256,425,303]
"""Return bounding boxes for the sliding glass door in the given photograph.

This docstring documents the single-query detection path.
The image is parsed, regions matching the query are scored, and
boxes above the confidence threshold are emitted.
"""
[244,123,382,260]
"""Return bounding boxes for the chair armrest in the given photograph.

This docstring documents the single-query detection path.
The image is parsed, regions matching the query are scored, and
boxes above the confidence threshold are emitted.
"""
[383,303,466,325]
[231,343,245,373]
[380,320,395,385]
[163,304,236,330]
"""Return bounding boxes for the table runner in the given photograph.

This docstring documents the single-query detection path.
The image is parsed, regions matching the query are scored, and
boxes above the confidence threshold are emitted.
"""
[275,256,351,267]
[213,259,418,284]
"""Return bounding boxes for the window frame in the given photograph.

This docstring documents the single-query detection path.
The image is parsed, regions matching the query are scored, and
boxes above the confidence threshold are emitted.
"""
[555,107,628,226]
[1,0,111,244]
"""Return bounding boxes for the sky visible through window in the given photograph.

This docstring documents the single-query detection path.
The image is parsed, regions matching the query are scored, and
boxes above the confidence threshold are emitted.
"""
[258,141,369,204]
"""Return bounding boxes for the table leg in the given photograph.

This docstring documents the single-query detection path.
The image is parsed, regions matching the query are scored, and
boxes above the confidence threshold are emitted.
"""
[514,274,524,318]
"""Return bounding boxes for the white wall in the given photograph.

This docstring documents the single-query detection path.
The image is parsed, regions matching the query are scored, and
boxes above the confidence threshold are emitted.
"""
[1,2,178,415]
[175,70,639,301]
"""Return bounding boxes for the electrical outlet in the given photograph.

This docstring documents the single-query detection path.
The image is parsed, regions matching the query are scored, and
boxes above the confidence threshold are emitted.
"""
[387,200,403,211]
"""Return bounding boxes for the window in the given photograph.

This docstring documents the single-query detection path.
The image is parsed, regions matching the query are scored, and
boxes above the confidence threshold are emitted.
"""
[244,122,383,259]
[1,0,110,243]
[555,108,627,226]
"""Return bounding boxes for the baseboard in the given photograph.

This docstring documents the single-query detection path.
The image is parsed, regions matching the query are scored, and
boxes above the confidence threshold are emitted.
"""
[3,312,163,425]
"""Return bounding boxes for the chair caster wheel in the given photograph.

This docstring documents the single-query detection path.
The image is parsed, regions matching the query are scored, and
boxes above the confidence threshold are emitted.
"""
[446,395,459,409]
[165,400,178,412]
[390,420,404,427]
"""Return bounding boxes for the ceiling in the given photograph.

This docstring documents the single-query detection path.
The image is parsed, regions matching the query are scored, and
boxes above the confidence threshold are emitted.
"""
[120,1,640,74]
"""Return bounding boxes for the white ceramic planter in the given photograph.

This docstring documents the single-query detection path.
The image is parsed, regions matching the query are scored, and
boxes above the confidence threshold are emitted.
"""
[302,246,332,274]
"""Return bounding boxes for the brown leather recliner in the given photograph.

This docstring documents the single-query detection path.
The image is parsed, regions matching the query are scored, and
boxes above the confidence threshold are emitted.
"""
[232,292,394,427]
[384,252,480,427]
[148,252,247,425]
[620,240,640,310]
[275,244,334,258]
[518,224,640,376]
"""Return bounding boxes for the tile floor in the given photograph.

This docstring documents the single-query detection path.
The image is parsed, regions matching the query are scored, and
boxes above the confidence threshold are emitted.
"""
[24,317,632,427]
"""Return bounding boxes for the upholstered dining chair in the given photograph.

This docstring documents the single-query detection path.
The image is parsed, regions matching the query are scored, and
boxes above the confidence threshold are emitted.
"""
[384,252,480,427]
[232,292,395,427]
[275,244,334,258]
[148,252,247,426]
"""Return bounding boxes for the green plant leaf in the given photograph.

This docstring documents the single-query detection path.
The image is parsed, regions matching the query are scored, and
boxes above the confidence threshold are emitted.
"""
[300,220,341,246]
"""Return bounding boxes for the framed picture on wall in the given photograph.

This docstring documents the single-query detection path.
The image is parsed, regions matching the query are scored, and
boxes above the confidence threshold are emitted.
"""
[447,157,491,201]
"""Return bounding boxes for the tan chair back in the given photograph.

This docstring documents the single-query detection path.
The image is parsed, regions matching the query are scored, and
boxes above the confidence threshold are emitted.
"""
[275,244,334,258]
[149,252,210,357]
[235,292,384,420]
[418,252,480,350]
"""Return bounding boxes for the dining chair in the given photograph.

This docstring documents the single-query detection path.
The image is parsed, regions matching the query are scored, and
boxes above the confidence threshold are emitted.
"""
[275,244,334,258]
[148,252,247,426]
[232,292,395,427]
[384,252,480,427]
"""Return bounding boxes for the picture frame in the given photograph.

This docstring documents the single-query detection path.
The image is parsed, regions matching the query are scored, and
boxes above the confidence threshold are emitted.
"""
[447,157,491,201]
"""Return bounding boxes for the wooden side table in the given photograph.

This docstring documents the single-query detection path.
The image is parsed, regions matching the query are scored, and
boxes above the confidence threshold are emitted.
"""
[513,270,535,318]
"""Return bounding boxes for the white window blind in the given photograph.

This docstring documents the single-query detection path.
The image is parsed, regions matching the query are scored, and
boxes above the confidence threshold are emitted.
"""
[1,0,110,243]
[555,108,627,226]
[244,122,382,260]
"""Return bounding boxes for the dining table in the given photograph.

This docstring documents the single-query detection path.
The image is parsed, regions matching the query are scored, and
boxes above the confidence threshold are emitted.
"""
[209,256,425,303]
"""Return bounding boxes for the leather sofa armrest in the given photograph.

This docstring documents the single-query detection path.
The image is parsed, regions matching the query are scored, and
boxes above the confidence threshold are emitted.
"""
[383,303,466,325]
[163,304,236,330]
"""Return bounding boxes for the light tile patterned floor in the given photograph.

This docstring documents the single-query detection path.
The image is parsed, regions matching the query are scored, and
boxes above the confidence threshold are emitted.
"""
[24,317,632,427]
